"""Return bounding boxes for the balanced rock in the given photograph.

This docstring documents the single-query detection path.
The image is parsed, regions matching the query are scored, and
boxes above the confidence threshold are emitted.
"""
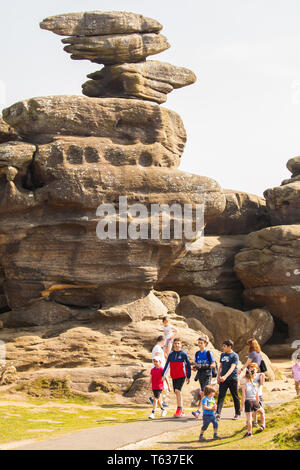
[178,295,274,353]
[156,235,246,308]
[205,189,270,235]
[234,225,300,339]
[62,33,170,64]
[40,11,163,36]
[83,61,196,104]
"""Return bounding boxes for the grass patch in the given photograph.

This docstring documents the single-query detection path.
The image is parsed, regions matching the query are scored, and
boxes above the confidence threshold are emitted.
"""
[0,402,150,445]
[139,396,300,450]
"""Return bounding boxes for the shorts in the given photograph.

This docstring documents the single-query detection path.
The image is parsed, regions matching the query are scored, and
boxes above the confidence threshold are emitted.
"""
[245,399,260,413]
[199,374,211,391]
[201,414,218,431]
[152,389,163,399]
[172,377,186,392]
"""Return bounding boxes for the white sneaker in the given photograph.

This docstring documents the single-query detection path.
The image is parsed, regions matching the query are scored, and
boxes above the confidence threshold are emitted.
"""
[161,408,167,417]
[148,412,155,420]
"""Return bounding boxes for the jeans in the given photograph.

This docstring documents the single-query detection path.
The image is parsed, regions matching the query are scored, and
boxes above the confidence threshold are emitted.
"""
[217,379,240,416]
[201,414,218,431]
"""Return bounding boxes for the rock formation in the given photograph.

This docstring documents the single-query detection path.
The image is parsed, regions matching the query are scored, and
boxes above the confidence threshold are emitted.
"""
[177,295,274,353]
[156,235,246,308]
[205,189,270,236]
[0,11,226,328]
[235,225,300,341]
[264,156,300,225]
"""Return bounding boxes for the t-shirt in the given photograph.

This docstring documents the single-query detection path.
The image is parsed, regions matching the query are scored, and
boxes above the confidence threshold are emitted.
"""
[194,349,215,376]
[151,367,164,390]
[162,324,174,340]
[292,363,300,381]
[152,345,165,368]
[202,396,216,415]
[248,351,262,367]
[245,381,257,400]
[220,351,239,381]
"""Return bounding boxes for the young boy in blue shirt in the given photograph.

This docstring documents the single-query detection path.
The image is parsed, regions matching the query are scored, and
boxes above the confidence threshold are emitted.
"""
[199,385,220,441]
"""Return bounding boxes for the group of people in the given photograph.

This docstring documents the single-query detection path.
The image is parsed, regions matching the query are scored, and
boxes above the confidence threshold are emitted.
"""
[148,316,268,440]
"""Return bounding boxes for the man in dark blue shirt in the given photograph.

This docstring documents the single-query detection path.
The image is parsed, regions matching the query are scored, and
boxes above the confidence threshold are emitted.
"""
[216,339,241,420]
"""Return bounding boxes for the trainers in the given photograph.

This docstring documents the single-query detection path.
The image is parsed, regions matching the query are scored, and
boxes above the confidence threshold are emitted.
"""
[192,411,201,419]
[216,413,221,421]
[199,436,206,442]
[148,412,155,420]
[233,414,241,420]
[213,435,221,440]
[148,397,154,406]
[258,425,266,432]
[180,410,185,417]
[174,408,182,417]
[243,431,252,438]
[161,408,167,417]
[252,421,258,427]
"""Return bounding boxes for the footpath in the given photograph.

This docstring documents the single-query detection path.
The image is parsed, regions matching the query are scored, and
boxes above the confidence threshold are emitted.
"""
[15,407,235,450]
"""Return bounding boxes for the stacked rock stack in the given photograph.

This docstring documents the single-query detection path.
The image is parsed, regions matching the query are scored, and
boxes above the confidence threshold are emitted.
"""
[0,11,225,327]
[40,11,196,104]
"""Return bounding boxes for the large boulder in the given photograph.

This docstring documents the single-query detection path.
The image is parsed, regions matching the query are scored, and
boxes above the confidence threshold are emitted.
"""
[177,295,274,353]
[234,225,300,340]
[156,235,246,308]
[264,156,300,225]
[205,189,270,235]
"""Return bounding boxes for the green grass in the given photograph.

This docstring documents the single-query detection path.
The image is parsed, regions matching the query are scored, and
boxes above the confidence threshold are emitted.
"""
[139,396,300,450]
[0,402,150,445]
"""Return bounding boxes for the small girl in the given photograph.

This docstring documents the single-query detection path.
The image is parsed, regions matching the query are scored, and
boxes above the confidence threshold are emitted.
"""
[292,351,300,396]
[252,363,265,427]
[162,316,178,358]
[241,366,265,437]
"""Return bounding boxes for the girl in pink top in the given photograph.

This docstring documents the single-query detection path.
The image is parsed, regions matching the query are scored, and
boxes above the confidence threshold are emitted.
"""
[292,352,300,396]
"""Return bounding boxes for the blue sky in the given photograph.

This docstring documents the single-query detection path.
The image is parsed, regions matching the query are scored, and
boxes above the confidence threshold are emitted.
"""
[1,0,300,196]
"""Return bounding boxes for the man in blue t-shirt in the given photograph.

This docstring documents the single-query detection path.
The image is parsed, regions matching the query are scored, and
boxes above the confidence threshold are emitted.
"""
[216,339,241,420]
[192,337,216,419]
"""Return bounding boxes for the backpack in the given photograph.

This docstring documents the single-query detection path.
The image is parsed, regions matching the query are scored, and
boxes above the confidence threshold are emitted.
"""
[259,359,267,373]
[206,350,218,378]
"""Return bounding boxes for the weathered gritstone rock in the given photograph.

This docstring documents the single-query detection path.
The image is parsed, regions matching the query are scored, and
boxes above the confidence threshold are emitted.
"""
[40,11,163,36]
[62,33,170,64]
[156,235,246,308]
[2,96,186,159]
[83,61,196,104]
[286,156,300,178]
[264,181,300,225]
[205,189,270,235]
[0,117,18,144]
[178,295,274,353]
[264,157,300,225]
[234,225,300,339]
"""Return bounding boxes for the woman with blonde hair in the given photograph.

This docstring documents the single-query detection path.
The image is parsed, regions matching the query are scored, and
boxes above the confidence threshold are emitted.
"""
[239,338,263,375]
